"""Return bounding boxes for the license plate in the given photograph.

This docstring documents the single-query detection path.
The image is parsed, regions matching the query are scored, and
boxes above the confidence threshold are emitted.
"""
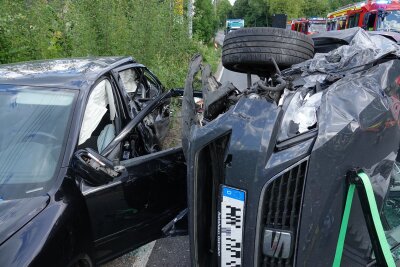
[219,185,246,267]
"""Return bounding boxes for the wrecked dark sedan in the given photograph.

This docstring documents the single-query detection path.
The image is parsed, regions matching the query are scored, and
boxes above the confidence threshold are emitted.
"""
[183,27,400,266]
[0,57,188,266]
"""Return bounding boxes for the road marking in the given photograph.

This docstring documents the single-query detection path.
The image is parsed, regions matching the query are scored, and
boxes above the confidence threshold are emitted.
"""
[218,67,224,82]
[133,241,156,267]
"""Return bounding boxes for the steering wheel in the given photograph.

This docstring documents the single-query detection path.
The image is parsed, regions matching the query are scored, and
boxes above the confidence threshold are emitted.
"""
[22,132,59,144]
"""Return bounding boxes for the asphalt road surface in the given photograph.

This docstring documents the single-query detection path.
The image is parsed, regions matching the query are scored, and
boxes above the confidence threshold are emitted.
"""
[219,68,259,91]
[146,236,190,267]
[103,236,190,267]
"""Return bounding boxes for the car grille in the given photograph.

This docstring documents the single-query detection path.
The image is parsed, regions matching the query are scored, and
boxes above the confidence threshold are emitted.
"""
[262,160,308,267]
[193,133,231,266]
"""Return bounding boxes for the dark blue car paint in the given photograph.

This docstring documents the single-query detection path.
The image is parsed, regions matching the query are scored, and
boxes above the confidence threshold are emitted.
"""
[187,30,400,267]
[0,57,186,266]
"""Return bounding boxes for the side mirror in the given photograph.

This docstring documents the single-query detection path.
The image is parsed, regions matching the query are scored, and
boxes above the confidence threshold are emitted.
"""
[72,148,123,186]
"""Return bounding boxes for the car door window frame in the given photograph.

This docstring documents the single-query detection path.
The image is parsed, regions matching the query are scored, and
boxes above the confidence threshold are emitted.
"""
[80,89,179,196]
[114,64,146,97]
[100,89,175,158]
[109,74,130,126]
[114,64,163,98]
[78,75,123,152]
[143,68,163,91]
[113,64,145,97]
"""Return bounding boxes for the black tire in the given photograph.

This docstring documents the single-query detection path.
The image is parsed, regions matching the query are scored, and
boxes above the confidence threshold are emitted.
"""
[222,27,314,75]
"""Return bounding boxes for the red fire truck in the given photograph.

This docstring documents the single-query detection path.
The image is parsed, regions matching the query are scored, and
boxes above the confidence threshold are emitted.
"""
[291,18,327,34]
[327,0,400,32]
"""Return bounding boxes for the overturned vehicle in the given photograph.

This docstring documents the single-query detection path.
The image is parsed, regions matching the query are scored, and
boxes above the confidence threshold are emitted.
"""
[183,28,400,266]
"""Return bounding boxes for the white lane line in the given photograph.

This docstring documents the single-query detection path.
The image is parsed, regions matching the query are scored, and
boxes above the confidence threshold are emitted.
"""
[217,67,224,82]
[132,241,156,267]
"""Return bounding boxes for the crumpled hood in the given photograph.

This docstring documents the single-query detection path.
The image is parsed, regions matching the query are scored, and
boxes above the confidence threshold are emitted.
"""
[0,196,49,245]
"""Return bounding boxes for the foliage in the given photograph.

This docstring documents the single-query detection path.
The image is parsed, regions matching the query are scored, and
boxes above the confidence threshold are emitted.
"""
[0,0,219,89]
[193,0,218,43]
[303,0,330,17]
[232,0,254,26]
[216,0,233,27]
[231,0,363,26]
[269,0,305,19]
[197,43,221,73]
[329,0,362,11]
[232,0,270,27]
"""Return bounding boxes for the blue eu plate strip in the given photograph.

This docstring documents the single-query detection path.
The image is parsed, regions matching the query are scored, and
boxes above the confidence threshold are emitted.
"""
[222,186,245,201]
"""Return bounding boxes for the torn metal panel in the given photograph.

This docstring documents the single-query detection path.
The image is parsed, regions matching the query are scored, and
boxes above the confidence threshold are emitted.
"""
[182,54,240,156]
[315,60,398,150]
[182,54,203,156]
[294,28,400,79]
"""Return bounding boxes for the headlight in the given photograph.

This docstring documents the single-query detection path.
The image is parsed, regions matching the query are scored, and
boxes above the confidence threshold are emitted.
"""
[278,90,322,141]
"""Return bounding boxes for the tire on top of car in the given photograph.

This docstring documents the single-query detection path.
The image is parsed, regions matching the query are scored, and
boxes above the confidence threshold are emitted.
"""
[222,27,314,76]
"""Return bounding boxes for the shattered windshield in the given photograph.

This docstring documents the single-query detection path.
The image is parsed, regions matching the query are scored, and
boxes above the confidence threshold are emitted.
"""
[0,86,76,200]
[377,10,400,32]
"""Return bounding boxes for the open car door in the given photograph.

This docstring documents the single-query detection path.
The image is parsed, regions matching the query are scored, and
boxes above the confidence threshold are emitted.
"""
[73,90,187,264]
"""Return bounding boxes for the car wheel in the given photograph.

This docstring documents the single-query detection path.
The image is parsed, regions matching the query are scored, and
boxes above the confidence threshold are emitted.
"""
[222,27,314,75]
[68,254,93,267]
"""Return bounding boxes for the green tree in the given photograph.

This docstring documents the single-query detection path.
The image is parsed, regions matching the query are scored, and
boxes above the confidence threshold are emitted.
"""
[216,0,232,27]
[268,0,305,19]
[231,0,337,25]
[248,0,268,26]
[193,0,217,43]
[329,0,360,11]
[232,0,252,25]
[0,0,221,88]
[232,0,268,27]
[303,0,330,17]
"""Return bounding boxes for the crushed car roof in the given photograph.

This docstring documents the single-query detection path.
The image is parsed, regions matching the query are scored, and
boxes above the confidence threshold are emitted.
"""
[0,56,134,90]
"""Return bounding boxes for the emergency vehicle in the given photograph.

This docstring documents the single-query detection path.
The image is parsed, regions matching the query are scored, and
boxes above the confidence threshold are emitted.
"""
[291,18,327,34]
[327,0,400,31]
